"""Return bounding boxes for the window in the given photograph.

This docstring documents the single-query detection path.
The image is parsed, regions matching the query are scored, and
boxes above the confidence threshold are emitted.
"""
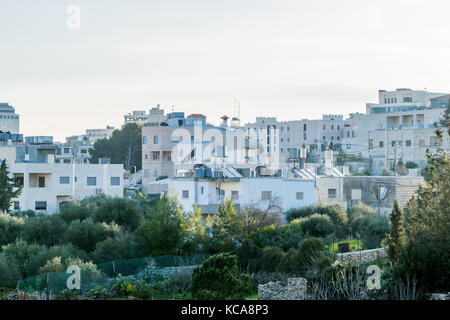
[303,124,307,131]
[201,187,204,195]
[144,169,149,177]
[261,191,272,201]
[323,124,326,130]
[152,154,158,160]
[142,136,147,144]
[351,189,362,200]
[331,125,334,130]
[81,149,87,154]
[14,201,20,211]
[337,125,340,130]
[60,176,70,184]
[231,191,239,200]
[392,141,396,147]
[328,189,337,198]
[182,190,189,199]
[35,201,47,211]
[296,192,304,200]
[405,140,412,147]
[153,136,159,144]
[38,177,45,188]
[145,154,148,159]
[87,177,97,186]
[379,141,384,148]
[64,148,70,154]
[111,177,120,186]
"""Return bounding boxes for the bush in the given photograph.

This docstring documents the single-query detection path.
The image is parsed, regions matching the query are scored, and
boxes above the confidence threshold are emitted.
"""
[192,253,252,300]
[347,202,375,223]
[22,214,68,247]
[249,220,303,251]
[65,218,120,252]
[0,213,24,247]
[350,215,389,249]
[236,239,262,272]
[1,240,50,278]
[278,237,328,274]
[91,233,142,263]
[93,197,142,231]
[286,203,347,226]
[0,253,21,286]
[257,246,286,273]
[299,214,334,238]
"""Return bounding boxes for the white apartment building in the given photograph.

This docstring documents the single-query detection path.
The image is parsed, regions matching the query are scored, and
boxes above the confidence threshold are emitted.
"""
[168,176,317,220]
[243,114,345,161]
[124,105,166,125]
[56,126,115,164]
[0,103,20,134]
[341,89,449,174]
[9,162,124,213]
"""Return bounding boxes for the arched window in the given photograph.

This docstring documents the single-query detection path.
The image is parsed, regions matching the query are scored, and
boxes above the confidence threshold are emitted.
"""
[142,136,147,144]
[153,136,159,144]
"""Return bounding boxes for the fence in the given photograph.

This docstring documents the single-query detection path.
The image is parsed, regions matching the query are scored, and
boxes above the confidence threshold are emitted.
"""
[17,254,210,296]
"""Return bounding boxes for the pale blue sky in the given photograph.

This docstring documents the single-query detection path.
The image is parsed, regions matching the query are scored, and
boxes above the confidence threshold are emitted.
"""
[1,0,450,141]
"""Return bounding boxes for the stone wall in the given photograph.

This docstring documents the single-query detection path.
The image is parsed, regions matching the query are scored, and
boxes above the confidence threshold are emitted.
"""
[337,248,386,265]
[258,278,308,300]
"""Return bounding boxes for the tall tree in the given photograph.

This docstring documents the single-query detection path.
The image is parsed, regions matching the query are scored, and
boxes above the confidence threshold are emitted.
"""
[0,160,22,213]
[400,128,450,292]
[386,200,405,263]
[89,123,142,171]
[137,196,184,256]
[211,199,245,253]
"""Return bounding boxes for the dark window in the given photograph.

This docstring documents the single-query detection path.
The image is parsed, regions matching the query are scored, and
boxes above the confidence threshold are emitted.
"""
[111,177,120,186]
[60,176,70,184]
[406,140,412,147]
[328,189,337,198]
[38,177,45,188]
[87,177,97,186]
[14,201,20,211]
[35,201,47,211]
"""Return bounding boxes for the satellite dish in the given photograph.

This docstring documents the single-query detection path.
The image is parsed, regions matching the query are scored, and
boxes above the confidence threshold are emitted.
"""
[396,165,409,176]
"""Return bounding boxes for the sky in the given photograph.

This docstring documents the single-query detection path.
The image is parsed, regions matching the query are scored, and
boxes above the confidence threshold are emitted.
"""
[1,0,450,142]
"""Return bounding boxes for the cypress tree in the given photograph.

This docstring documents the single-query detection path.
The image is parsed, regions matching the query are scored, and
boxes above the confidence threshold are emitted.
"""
[0,159,22,213]
[386,200,405,263]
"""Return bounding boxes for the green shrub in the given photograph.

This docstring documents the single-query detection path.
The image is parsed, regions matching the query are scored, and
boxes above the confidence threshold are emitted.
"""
[350,215,389,249]
[287,203,347,226]
[93,197,142,231]
[248,220,303,251]
[92,233,142,263]
[0,253,21,286]
[192,253,252,300]
[0,213,24,247]
[299,214,334,238]
[22,214,68,247]
[65,218,120,252]
[347,202,375,223]
[257,246,286,273]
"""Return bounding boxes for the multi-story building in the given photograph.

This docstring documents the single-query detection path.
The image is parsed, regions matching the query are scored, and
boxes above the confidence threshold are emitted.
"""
[124,105,166,125]
[9,162,124,213]
[167,173,317,221]
[142,111,263,191]
[341,89,449,174]
[0,136,124,213]
[243,114,345,162]
[55,126,115,164]
[0,103,20,134]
